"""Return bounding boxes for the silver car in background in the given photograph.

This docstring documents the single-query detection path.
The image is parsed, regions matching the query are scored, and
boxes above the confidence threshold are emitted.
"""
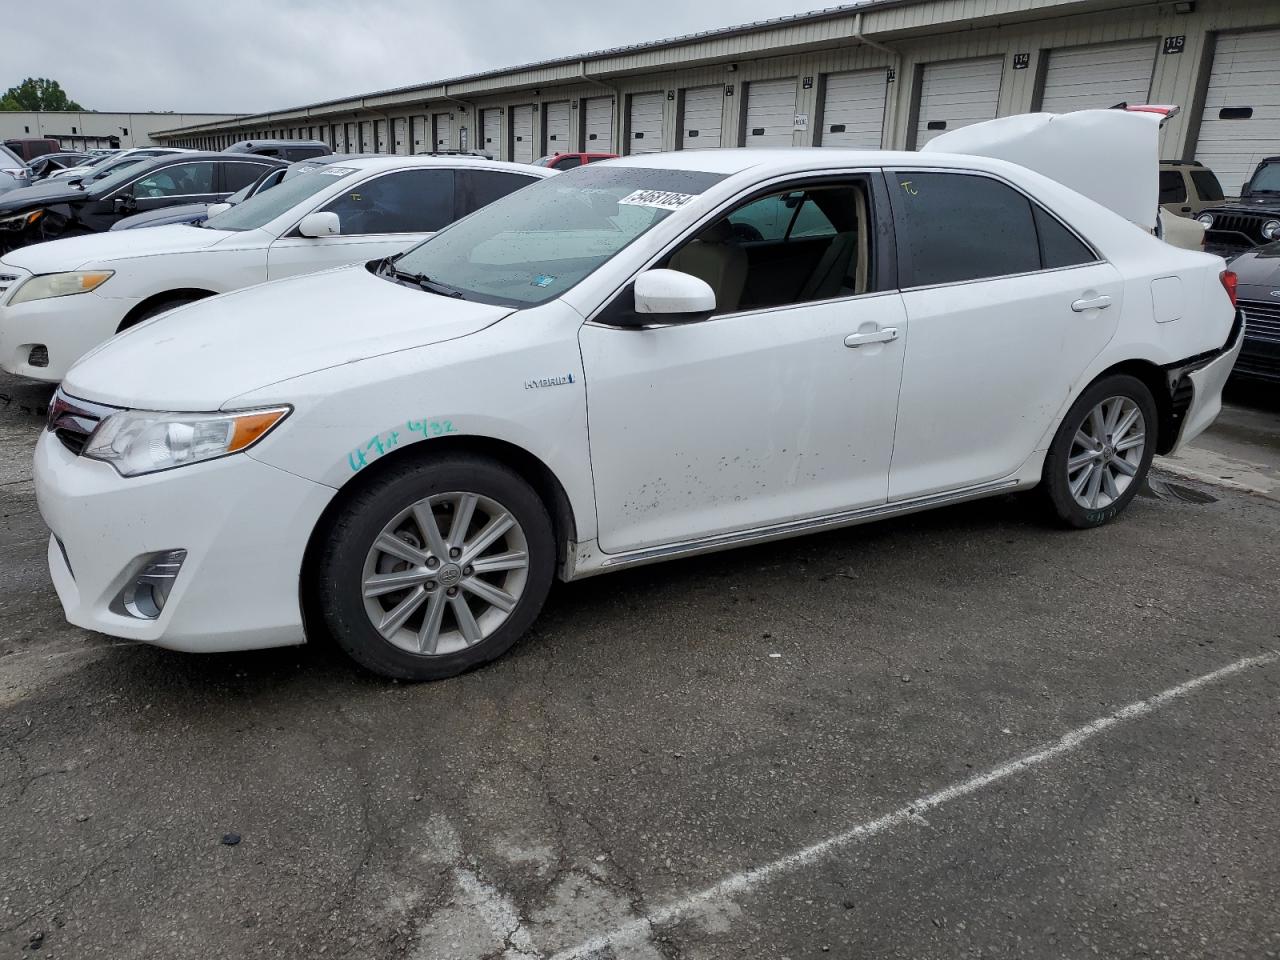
[0,143,32,196]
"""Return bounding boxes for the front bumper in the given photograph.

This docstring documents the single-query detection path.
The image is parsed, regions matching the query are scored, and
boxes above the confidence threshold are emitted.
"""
[34,428,335,652]
[0,287,139,382]
[1166,312,1246,455]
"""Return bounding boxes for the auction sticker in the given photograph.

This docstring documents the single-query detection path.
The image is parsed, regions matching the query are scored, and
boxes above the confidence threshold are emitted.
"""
[618,189,697,211]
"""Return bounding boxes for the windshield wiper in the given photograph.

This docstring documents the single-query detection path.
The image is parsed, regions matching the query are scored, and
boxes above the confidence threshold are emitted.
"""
[378,258,465,298]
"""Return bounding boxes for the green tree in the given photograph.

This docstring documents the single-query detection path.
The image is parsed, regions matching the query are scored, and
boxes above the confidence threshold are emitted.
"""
[0,78,86,112]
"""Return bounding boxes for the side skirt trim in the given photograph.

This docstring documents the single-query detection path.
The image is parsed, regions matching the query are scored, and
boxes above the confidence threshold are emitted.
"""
[563,477,1024,580]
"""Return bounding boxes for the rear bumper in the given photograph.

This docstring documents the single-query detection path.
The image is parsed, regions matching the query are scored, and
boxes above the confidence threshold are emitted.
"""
[1165,312,1245,455]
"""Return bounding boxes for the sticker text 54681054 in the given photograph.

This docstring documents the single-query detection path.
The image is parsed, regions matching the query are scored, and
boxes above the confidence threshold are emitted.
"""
[347,418,458,472]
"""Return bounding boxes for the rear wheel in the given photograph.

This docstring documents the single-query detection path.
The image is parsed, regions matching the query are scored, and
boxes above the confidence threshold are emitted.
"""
[315,456,555,680]
[1040,374,1157,528]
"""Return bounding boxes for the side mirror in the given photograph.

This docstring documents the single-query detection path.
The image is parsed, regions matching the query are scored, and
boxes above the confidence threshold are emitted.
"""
[298,211,340,238]
[205,202,231,218]
[633,269,716,318]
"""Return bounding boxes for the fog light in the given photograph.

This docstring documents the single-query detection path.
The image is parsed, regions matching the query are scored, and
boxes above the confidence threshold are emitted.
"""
[27,344,49,367]
[118,549,187,620]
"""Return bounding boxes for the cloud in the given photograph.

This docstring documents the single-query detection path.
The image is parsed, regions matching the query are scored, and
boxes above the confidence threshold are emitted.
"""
[5,0,831,114]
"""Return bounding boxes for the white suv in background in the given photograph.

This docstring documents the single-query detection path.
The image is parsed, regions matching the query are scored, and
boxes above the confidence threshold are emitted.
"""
[0,156,551,381]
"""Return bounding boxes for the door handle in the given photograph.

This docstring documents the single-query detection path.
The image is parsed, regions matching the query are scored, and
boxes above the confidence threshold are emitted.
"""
[1071,295,1113,313]
[844,327,898,348]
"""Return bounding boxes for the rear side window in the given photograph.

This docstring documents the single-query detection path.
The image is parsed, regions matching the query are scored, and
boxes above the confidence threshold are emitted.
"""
[1159,170,1187,204]
[1032,206,1096,269]
[456,169,540,217]
[321,168,454,233]
[1190,169,1225,202]
[892,172,1040,286]
[554,155,583,170]
[285,146,326,161]
[223,161,271,192]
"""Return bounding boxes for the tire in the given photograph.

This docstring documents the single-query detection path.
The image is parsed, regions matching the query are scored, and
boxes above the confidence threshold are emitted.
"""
[1040,373,1157,528]
[314,455,556,681]
[119,296,201,332]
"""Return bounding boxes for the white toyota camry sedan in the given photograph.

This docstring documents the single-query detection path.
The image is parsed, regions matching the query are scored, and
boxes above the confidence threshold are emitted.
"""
[33,111,1243,680]
[0,155,551,382]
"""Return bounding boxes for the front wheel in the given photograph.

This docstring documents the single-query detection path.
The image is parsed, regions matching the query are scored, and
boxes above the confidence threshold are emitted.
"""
[1040,374,1157,528]
[314,455,555,680]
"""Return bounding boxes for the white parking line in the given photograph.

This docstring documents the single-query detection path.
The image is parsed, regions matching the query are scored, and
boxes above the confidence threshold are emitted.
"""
[548,651,1280,960]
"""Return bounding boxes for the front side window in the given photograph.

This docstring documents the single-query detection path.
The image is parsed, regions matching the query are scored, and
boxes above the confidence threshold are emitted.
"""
[892,171,1093,287]
[665,181,871,314]
[1159,170,1187,204]
[132,162,216,198]
[389,165,725,306]
[553,155,583,170]
[320,168,454,234]
[204,166,359,232]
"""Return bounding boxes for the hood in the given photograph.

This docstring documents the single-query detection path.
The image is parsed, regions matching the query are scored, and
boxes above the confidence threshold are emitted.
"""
[0,179,89,211]
[1206,195,1280,213]
[110,203,211,231]
[62,264,515,410]
[924,109,1163,230]
[1,222,231,273]
[1230,242,1280,294]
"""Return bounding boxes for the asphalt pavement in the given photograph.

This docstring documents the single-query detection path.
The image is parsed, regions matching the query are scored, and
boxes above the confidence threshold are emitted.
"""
[1,372,1278,960]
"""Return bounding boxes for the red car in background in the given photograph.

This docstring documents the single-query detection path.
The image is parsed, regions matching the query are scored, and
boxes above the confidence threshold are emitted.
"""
[533,151,618,170]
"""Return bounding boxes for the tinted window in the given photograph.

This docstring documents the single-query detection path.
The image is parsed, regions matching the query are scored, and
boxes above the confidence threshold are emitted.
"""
[1033,206,1096,269]
[457,170,540,217]
[132,162,216,197]
[893,172,1040,286]
[1190,169,1225,202]
[553,155,583,170]
[285,146,326,161]
[224,161,271,192]
[321,168,454,234]
[1159,170,1187,204]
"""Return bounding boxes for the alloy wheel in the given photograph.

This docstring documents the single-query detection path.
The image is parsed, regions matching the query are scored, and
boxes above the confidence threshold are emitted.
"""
[1067,396,1147,510]
[361,492,530,656]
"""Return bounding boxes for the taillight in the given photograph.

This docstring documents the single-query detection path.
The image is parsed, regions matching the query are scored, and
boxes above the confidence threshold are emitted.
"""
[1220,270,1238,307]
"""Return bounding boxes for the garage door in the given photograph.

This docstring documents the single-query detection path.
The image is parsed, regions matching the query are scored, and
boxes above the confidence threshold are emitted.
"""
[432,113,454,152]
[628,92,665,154]
[544,101,571,154]
[819,69,889,148]
[359,120,373,152]
[375,119,389,153]
[512,105,535,163]
[481,109,502,157]
[913,57,1004,148]
[1195,29,1280,197]
[393,118,409,155]
[1038,40,1156,113]
[680,85,723,149]
[584,97,614,151]
[744,78,797,147]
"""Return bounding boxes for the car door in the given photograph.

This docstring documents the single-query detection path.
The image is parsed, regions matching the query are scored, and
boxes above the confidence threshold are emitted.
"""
[265,167,455,280]
[580,174,909,555]
[885,169,1123,501]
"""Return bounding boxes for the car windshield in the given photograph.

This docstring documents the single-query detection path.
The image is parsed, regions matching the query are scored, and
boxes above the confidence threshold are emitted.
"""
[86,158,158,193]
[203,166,358,232]
[1249,163,1280,194]
[0,143,23,167]
[387,165,726,306]
[532,156,555,167]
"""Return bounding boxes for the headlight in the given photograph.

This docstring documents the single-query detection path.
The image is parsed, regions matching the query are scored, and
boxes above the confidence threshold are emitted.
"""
[84,406,290,477]
[1196,212,1215,228]
[10,270,113,305]
[1263,220,1280,241]
[0,208,43,231]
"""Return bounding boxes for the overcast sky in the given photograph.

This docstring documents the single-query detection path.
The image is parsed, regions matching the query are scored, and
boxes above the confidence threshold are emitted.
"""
[5,0,838,116]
